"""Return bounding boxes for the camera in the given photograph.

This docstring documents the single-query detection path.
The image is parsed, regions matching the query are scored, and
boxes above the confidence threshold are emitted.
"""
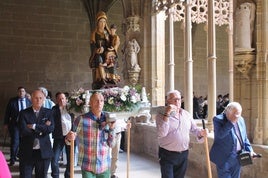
[158,105,177,117]
[105,112,117,123]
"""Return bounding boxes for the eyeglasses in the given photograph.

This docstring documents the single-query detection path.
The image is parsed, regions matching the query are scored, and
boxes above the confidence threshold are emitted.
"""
[169,98,181,102]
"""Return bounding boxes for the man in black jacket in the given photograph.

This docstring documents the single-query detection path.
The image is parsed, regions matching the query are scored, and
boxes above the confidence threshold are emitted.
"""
[51,92,74,178]
[18,89,54,178]
[3,86,31,166]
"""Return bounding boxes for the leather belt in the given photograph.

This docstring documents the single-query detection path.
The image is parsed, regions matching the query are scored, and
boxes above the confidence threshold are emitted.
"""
[160,147,188,154]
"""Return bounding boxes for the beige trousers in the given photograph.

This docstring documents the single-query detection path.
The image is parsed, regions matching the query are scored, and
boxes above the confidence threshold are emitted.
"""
[110,132,122,175]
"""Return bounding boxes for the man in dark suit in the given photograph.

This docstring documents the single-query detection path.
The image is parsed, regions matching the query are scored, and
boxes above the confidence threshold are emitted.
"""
[210,102,256,178]
[3,86,32,166]
[18,89,54,178]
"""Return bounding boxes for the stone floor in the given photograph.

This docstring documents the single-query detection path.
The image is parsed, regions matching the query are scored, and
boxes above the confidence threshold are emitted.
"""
[1,145,162,178]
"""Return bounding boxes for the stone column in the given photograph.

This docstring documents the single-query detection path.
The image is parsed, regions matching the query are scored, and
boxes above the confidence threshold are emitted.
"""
[151,11,166,106]
[235,2,255,50]
[207,0,217,131]
[121,0,143,86]
[254,0,268,145]
[184,0,193,115]
[227,0,234,102]
[263,0,268,145]
[168,1,175,91]
[122,16,141,86]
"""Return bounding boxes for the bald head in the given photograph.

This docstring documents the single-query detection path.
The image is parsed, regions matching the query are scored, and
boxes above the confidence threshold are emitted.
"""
[31,89,45,110]
[90,92,104,114]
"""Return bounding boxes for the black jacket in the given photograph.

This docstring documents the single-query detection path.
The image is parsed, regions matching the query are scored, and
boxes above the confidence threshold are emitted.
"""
[4,97,32,125]
[51,105,74,139]
[18,107,54,160]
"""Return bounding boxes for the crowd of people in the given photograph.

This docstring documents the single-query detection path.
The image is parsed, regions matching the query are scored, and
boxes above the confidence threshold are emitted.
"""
[1,86,129,178]
[191,92,230,119]
[1,86,259,178]
[0,9,258,178]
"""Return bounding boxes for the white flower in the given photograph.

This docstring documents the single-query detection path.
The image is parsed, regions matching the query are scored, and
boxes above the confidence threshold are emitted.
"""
[130,95,137,103]
[108,97,114,104]
[82,93,86,99]
[120,94,127,101]
[123,85,130,92]
[71,95,77,99]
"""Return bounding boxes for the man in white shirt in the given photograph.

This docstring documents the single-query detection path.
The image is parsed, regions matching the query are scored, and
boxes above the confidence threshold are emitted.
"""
[51,92,73,178]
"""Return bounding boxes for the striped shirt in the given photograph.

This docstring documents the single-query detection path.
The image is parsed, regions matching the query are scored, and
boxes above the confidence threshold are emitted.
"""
[74,111,115,174]
[156,108,203,152]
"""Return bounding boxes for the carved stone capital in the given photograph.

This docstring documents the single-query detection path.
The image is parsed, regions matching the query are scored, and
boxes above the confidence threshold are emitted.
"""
[234,50,256,79]
[126,16,140,33]
[128,69,140,86]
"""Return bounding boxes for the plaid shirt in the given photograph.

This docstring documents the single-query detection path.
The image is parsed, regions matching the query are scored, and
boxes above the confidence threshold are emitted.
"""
[74,111,115,174]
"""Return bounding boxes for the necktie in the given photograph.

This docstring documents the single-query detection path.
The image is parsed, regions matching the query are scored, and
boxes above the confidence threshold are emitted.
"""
[234,123,242,151]
[20,99,24,111]
[35,111,39,118]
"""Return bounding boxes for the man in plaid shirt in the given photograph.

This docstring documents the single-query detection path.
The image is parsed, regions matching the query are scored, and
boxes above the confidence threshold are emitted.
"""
[66,92,115,178]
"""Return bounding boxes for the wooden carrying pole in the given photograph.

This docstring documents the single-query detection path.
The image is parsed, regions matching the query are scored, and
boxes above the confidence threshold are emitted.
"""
[202,119,212,178]
[127,119,131,178]
[70,139,74,178]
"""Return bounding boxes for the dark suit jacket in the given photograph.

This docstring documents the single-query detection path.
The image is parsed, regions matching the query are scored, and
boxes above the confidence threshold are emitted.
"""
[51,105,74,139]
[18,107,54,160]
[4,97,31,125]
[209,113,253,167]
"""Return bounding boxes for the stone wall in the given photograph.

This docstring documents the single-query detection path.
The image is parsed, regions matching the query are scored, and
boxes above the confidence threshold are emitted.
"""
[0,0,91,117]
[0,0,127,120]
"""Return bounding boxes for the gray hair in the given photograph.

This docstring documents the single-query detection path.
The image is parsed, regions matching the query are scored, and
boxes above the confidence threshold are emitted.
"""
[38,87,48,97]
[224,102,242,114]
[166,90,181,100]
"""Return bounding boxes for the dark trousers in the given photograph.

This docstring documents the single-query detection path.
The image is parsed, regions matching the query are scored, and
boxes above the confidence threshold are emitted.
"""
[216,153,241,178]
[19,149,51,178]
[120,131,125,151]
[8,124,19,163]
[158,147,189,178]
[51,138,71,178]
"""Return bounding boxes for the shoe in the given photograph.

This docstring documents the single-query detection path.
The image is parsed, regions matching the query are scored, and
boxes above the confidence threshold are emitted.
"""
[15,157,19,162]
[119,149,124,153]
[9,161,15,166]
[111,175,118,178]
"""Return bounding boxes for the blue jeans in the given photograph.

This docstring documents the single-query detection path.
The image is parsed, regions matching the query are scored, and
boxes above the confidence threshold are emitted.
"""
[158,147,189,178]
[51,138,71,178]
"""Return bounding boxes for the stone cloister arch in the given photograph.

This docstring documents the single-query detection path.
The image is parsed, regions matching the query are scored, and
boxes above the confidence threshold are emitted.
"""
[152,0,268,145]
[81,0,267,144]
[153,0,233,131]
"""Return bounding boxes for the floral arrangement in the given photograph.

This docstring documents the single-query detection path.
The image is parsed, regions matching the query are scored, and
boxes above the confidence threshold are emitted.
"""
[68,85,143,113]
[102,85,142,112]
[68,88,89,113]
